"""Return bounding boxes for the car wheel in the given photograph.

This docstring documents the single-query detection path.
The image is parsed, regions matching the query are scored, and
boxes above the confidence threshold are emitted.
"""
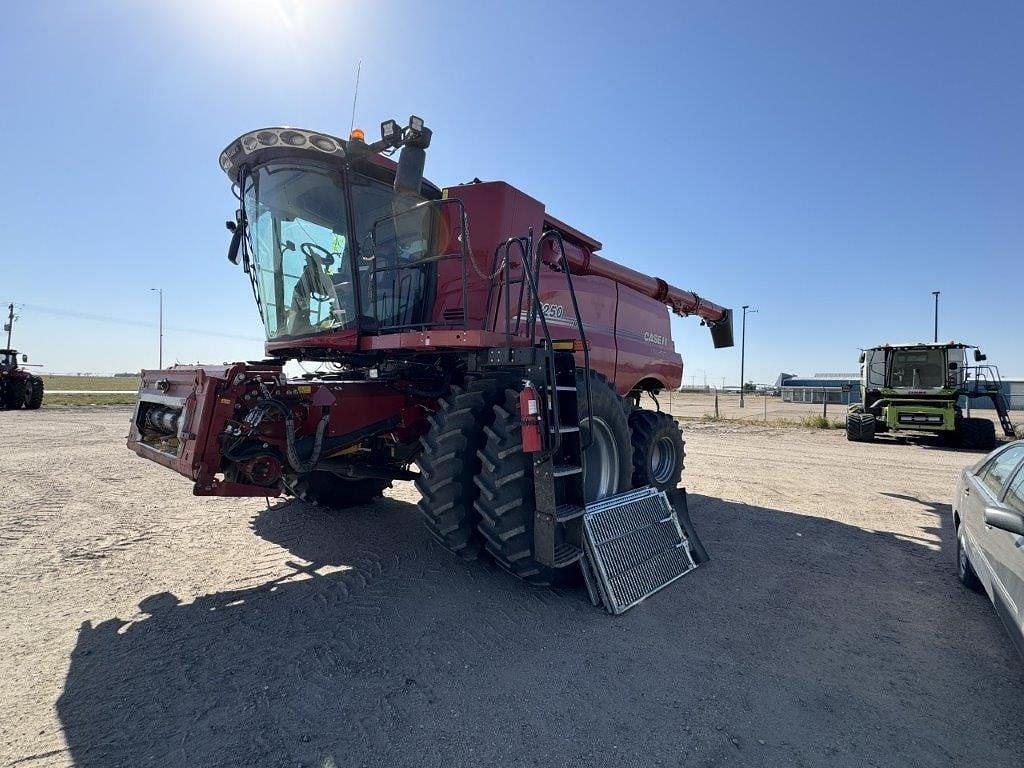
[956,523,982,592]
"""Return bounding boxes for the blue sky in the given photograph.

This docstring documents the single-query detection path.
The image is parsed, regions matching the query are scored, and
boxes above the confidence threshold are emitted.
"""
[1,1,1020,382]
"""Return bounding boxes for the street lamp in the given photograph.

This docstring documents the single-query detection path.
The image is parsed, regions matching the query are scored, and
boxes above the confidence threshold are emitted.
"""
[150,288,163,368]
[739,305,758,407]
[931,291,940,343]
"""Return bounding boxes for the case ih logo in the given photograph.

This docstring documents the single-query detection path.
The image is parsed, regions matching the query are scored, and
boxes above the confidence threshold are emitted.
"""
[644,331,667,346]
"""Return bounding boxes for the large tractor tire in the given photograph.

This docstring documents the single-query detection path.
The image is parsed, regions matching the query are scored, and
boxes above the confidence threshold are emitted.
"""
[630,409,685,491]
[958,417,997,451]
[474,371,632,585]
[26,378,43,410]
[413,376,513,560]
[846,412,876,442]
[287,471,391,510]
[3,378,28,410]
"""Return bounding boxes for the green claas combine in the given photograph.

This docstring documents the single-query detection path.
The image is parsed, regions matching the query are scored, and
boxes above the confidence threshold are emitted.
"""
[846,342,1017,449]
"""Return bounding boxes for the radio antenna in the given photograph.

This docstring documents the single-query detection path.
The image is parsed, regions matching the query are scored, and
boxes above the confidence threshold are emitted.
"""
[348,59,362,136]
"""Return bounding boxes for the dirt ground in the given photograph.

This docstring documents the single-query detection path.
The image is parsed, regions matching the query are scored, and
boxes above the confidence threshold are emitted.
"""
[1,408,1022,768]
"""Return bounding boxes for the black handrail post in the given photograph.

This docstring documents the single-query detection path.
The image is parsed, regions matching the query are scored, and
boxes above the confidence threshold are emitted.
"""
[536,230,594,452]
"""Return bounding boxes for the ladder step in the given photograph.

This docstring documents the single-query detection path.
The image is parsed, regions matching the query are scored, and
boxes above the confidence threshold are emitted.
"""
[555,385,576,391]
[553,464,583,477]
[549,424,580,434]
[552,543,583,568]
[555,504,585,522]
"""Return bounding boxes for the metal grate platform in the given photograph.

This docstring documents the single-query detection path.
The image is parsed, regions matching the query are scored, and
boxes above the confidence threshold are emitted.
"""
[582,487,698,614]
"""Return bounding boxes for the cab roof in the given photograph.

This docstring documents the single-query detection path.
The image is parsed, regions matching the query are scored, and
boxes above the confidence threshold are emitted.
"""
[868,341,974,351]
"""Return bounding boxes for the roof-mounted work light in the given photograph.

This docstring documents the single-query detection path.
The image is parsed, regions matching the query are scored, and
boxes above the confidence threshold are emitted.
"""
[380,119,400,144]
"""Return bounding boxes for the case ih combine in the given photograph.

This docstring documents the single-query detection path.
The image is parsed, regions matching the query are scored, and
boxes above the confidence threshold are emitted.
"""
[128,116,733,590]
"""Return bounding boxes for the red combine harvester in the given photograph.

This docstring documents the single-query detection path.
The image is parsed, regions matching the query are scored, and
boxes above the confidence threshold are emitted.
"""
[128,116,733,593]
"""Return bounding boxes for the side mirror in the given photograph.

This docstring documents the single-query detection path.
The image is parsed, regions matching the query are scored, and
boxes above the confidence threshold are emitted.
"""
[21,354,28,363]
[226,221,242,265]
[984,506,1024,536]
[974,349,986,362]
[858,352,866,364]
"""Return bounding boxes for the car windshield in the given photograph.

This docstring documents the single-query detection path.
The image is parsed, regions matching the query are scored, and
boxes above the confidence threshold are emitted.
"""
[888,348,946,389]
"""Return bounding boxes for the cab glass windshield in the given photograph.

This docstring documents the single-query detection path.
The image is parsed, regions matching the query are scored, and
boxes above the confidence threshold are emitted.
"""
[889,348,946,389]
[244,162,354,340]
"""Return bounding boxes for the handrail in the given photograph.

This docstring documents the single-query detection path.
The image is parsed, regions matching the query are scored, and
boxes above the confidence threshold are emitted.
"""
[536,230,594,452]
[364,197,471,334]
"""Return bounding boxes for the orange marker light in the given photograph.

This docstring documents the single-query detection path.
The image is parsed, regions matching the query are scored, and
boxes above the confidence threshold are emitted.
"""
[349,128,366,141]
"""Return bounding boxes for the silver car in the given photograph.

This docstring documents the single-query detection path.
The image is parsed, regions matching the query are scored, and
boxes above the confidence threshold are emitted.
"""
[954,440,1024,657]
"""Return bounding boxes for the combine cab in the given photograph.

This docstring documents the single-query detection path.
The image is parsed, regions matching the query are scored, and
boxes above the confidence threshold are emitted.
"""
[128,116,733,599]
[0,349,43,410]
[847,342,1017,449]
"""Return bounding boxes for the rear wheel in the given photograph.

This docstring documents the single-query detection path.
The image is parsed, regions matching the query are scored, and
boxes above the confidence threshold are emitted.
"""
[4,379,28,410]
[26,378,43,410]
[630,409,685,491]
[475,371,632,585]
[286,471,391,509]
[413,376,513,560]
[958,417,996,451]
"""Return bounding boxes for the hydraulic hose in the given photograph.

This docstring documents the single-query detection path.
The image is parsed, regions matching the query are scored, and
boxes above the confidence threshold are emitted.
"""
[255,399,329,474]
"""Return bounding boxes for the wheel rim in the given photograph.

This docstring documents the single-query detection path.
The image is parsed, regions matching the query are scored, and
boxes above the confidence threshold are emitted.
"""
[581,415,619,501]
[649,435,678,484]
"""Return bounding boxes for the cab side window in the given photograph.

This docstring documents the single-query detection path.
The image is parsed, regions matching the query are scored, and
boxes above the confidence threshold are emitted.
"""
[979,446,1024,497]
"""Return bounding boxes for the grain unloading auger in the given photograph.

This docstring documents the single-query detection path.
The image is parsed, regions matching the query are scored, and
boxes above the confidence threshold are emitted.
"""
[127,116,733,611]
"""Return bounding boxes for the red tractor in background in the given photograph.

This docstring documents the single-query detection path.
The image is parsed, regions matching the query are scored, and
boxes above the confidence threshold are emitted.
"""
[128,116,733,585]
[1,349,44,410]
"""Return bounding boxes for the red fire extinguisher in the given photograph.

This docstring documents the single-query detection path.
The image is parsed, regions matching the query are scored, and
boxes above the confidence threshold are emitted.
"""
[519,381,543,453]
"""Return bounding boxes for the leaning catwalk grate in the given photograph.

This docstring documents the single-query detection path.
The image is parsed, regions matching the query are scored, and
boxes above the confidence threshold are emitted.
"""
[582,487,697,614]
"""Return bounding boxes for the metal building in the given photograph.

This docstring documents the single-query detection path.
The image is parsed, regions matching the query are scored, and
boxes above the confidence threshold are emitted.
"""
[780,373,861,405]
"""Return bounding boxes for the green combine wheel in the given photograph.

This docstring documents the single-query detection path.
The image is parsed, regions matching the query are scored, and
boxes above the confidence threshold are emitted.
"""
[958,417,996,451]
[845,412,876,442]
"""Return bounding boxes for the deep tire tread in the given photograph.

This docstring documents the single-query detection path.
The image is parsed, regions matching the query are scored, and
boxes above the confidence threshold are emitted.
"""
[413,375,514,560]
[629,409,685,490]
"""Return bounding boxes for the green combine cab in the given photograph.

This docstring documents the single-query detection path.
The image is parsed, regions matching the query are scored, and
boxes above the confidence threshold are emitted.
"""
[846,342,1017,449]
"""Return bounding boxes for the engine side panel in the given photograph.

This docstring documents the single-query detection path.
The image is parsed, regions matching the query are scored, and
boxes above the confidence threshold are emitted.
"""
[613,283,682,393]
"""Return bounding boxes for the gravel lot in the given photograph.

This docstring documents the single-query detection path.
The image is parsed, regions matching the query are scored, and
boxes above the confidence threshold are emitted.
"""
[1,407,1022,767]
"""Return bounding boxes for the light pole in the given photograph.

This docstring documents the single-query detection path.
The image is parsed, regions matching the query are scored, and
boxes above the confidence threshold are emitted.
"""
[4,303,14,349]
[739,305,757,407]
[150,288,163,368]
[931,291,940,343]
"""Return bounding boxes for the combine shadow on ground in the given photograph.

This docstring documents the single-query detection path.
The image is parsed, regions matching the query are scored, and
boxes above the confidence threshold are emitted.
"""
[57,493,1024,768]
